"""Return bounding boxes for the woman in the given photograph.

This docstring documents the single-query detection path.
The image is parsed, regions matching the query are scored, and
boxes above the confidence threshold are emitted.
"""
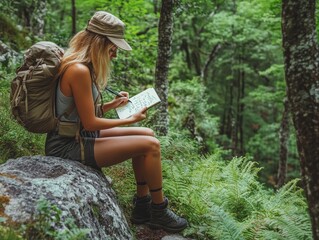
[45,11,188,233]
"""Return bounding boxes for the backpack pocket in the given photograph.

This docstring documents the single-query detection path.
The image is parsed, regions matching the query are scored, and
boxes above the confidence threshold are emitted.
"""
[58,121,79,137]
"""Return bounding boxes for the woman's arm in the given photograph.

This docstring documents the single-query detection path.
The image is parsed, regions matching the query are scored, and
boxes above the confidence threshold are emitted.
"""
[63,63,146,131]
[102,91,129,113]
[102,99,123,113]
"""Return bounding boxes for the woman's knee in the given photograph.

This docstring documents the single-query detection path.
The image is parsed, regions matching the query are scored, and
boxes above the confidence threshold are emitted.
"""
[147,136,161,153]
[142,127,155,137]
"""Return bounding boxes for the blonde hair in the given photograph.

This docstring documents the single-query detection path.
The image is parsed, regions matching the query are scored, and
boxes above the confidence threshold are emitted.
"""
[59,30,113,89]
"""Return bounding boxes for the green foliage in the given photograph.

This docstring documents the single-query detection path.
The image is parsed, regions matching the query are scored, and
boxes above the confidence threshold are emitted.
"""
[159,131,200,161]
[0,199,90,240]
[22,198,91,240]
[0,225,23,240]
[105,131,311,240]
[162,154,311,239]
[0,1,314,239]
[246,122,299,184]
[169,78,220,152]
[101,126,311,239]
[0,14,30,51]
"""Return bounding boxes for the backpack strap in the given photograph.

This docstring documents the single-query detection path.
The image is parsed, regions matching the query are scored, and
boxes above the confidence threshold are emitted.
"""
[88,64,104,117]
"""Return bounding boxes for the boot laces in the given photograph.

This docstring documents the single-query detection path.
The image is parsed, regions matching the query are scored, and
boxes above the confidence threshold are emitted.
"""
[164,208,182,223]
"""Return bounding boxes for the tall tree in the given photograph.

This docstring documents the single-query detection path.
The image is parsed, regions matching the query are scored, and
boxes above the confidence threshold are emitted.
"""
[154,0,174,135]
[276,97,290,188]
[282,0,319,238]
[71,0,76,35]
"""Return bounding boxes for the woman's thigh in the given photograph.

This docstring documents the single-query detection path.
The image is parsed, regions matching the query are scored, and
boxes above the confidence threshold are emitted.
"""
[99,127,154,138]
[94,135,160,167]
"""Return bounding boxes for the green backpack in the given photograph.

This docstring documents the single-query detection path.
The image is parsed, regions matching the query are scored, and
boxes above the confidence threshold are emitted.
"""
[10,41,65,133]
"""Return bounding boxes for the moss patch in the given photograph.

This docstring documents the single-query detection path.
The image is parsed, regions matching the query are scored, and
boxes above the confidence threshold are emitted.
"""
[0,195,11,224]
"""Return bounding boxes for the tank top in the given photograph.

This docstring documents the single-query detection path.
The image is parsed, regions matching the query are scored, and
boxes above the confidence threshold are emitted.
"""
[56,80,99,122]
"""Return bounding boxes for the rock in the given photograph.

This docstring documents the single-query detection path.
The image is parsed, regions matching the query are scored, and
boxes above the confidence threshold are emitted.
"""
[161,234,191,240]
[0,155,132,239]
[135,224,193,240]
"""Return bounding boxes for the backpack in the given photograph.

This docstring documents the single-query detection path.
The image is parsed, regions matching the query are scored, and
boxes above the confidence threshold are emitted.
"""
[10,41,64,133]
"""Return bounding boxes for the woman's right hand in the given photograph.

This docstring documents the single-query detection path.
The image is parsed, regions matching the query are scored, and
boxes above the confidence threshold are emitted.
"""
[130,107,148,123]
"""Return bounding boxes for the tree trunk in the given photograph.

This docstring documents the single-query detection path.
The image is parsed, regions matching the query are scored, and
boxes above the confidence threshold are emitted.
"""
[153,0,159,14]
[220,92,228,136]
[154,0,174,136]
[239,70,245,154]
[225,82,234,139]
[201,43,222,81]
[71,0,76,35]
[180,39,192,70]
[191,50,201,76]
[233,69,241,156]
[282,0,319,238]
[276,98,290,188]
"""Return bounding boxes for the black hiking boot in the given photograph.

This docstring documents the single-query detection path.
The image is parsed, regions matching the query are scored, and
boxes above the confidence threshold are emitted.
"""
[147,197,188,233]
[130,194,151,224]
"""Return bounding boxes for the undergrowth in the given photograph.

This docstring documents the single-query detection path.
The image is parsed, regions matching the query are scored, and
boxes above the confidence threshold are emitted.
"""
[105,132,312,240]
[0,199,90,240]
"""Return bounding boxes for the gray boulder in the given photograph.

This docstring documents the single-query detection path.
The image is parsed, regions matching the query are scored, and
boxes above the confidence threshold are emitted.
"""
[0,155,132,239]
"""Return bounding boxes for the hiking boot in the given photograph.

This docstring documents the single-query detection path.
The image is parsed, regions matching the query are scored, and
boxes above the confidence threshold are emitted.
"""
[147,197,188,233]
[130,194,151,224]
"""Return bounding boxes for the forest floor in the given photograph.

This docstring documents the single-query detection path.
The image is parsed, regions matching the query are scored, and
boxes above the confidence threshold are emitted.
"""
[135,225,193,240]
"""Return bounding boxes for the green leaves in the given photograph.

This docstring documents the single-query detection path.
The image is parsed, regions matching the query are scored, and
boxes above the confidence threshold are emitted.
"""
[162,155,311,239]
[23,198,91,240]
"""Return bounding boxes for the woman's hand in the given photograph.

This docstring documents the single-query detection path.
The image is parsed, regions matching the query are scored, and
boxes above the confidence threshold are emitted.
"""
[130,107,148,123]
[116,91,130,107]
[118,91,129,99]
[102,93,130,113]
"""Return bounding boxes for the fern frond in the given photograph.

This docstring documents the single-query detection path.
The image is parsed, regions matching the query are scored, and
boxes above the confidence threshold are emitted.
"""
[206,204,245,240]
[255,229,285,240]
[272,214,312,240]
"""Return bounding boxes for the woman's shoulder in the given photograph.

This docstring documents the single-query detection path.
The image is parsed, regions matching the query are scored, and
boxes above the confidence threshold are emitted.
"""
[63,63,91,82]
[65,63,90,75]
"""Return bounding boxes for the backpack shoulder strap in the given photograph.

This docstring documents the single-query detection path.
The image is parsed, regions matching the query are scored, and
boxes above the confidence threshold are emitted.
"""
[87,64,104,117]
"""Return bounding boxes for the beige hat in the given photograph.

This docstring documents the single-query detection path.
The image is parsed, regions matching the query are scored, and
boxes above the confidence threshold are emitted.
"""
[86,11,132,51]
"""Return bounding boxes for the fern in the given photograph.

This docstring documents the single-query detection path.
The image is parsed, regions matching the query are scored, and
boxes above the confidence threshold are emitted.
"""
[102,131,312,240]
[56,228,91,240]
[206,204,246,240]
[22,198,91,240]
[161,154,312,240]
[254,229,285,240]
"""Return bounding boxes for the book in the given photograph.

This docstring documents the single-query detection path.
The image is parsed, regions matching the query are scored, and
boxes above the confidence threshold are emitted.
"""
[115,88,161,119]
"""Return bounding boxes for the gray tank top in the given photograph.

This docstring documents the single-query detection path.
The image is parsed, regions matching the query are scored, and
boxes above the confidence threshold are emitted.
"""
[56,80,99,122]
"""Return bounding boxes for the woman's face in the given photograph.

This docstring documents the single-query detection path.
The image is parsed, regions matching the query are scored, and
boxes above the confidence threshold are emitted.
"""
[109,45,118,59]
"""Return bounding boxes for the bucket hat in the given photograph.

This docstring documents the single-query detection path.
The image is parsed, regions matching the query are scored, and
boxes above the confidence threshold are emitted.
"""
[86,11,132,51]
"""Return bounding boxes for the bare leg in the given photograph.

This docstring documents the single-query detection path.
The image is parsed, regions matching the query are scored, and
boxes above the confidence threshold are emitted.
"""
[99,127,154,138]
[99,127,155,197]
[98,129,188,232]
[94,134,164,204]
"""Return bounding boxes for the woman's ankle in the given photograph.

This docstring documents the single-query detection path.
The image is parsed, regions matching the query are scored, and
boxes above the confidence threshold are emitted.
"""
[150,187,164,204]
